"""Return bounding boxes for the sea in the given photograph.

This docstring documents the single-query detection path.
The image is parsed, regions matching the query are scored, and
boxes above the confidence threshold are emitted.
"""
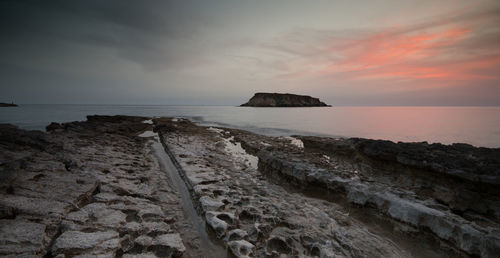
[1,105,499,148]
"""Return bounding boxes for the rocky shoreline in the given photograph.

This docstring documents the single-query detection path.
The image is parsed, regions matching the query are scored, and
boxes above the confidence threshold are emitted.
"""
[1,116,192,257]
[0,103,17,107]
[1,115,499,257]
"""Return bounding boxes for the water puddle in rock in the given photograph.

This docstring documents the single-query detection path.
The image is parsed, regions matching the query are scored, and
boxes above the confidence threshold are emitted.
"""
[208,127,259,170]
[141,130,227,257]
[138,130,156,137]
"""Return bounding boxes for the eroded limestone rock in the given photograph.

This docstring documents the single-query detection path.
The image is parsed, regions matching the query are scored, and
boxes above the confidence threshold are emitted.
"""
[228,240,255,257]
[0,116,189,257]
[51,231,120,256]
[0,220,47,256]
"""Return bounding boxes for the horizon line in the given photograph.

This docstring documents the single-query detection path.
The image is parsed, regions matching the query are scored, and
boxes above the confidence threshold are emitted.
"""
[6,103,500,107]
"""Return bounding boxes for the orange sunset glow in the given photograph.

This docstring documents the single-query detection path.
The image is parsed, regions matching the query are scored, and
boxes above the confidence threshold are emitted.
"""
[250,4,500,104]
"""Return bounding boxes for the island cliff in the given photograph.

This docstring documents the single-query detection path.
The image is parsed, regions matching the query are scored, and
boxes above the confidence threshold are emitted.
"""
[240,92,330,107]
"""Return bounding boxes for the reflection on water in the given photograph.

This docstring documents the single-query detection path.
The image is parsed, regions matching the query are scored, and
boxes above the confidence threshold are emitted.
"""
[1,105,499,147]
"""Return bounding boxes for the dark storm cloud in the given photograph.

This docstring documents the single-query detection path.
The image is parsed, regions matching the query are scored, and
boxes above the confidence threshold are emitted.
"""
[0,0,212,70]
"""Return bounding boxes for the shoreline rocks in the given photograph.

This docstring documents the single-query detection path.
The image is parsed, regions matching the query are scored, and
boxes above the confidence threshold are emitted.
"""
[234,132,500,257]
[299,136,500,186]
[240,92,330,107]
[1,115,499,257]
[0,116,189,257]
[155,118,481,257]
[0,102,17,107]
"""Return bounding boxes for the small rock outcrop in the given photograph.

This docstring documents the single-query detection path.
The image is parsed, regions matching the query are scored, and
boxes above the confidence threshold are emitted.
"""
[0,102,17,107]
[240,93,330,107]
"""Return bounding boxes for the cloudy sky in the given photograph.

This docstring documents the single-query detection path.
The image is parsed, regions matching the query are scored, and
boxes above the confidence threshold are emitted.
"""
[1,0,499,105]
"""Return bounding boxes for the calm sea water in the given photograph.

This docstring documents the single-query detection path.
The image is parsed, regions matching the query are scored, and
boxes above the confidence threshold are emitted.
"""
[1,105,499,148]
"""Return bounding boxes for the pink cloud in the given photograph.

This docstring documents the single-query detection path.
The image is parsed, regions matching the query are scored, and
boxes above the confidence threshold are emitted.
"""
[268,7,500,90]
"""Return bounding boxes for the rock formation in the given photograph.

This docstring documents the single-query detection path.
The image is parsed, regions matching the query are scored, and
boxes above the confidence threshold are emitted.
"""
[0,116,189,257]
[0,102,17,107]
[156,118,500,257]
[2,116,499,257]
[240,92,330,107]
[155,118,409,257]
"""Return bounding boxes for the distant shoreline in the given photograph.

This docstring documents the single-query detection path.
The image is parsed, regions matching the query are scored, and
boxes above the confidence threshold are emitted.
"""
[1,105,499,148]
[0,102,18,107]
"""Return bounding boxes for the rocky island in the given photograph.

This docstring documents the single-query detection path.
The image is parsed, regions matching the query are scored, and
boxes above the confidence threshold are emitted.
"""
[1,115,499,257]
[240,93,330,107]
[0,102,18,107]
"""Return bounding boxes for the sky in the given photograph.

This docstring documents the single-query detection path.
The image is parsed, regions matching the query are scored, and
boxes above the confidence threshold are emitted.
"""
[1,0,499,105]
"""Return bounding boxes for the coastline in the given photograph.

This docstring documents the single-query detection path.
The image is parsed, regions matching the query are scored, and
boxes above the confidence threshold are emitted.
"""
[0,103,17,107]
[1,115,499,257]
[2,105,499,148]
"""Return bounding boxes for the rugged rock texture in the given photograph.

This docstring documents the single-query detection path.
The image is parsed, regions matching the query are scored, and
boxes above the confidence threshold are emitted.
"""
[156,118,500,257]
[156,118,448,257]
[242,133,500,257]
[298,136,500,216]
[300,137,500,185]
[240,92,330,107]
[2,115,499,257]
[0,116,188,257]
